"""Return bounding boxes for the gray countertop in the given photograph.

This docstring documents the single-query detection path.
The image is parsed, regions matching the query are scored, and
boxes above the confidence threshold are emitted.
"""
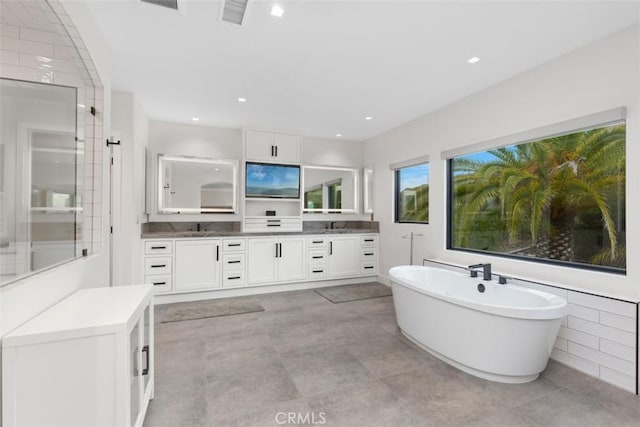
[141,229,379,239]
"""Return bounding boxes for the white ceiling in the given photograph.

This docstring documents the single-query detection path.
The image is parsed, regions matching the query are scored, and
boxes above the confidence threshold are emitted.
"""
[85,1,639,141]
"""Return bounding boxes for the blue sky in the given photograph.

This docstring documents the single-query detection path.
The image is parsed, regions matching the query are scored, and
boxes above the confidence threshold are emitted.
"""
[399,164,429,191]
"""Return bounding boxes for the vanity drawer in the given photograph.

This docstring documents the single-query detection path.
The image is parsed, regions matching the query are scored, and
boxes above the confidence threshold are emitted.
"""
[360,235,378,247]
[223,271,246,287]
[307,237,327,248]
[360,247,377,260]
[145,240,173,255]
[144,257,172,275]
[223,238,245,252]
[360,263,378,275]
[145,274,172,293]
[308,266,327,280]
[223,253,245,270]
[244,217,302,232]
[308,250,327,265]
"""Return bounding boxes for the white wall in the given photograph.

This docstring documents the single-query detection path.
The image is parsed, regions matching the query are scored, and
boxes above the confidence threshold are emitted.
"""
[364,25,640,300]
[302,137,369,220]
[111,92,149,285]
[303,137,363,167]
[147,120,242,222]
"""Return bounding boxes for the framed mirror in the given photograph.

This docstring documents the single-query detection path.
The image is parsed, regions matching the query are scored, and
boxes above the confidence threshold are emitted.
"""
[302,165,359,214]
[363,166,374,214]
[157,154,238,214]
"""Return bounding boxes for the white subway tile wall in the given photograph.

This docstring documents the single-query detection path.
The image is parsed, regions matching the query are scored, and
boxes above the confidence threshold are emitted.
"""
[0,0,104,256]
[514,281,637,393]
[423,260,638,394]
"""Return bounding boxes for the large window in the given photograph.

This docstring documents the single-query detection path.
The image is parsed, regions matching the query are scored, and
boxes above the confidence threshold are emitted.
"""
[395,163,429,223]
[448,122,626,273]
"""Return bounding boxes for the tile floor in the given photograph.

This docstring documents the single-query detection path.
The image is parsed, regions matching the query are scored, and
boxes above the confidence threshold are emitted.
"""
[145,288,639,427]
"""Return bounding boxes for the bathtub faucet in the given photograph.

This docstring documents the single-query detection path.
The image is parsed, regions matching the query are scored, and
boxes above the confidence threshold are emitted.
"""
[468,263,492,281]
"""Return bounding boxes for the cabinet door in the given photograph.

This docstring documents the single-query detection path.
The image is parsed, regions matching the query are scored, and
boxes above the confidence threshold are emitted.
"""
[273,133,301,163]
[277,237,306,282]
[129,322,141,427]
[141,305,152,400]
[327,236,360,278]
[175,240,220,291]
[245,130,274,161]
[247,238,278,284]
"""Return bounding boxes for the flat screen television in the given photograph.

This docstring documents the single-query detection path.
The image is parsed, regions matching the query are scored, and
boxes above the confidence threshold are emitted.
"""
[245,162,301,199]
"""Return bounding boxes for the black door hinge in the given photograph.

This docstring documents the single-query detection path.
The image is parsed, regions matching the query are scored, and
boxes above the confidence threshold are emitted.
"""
[106,138,120,147]
[90,106,96,116]
[110,226,113,234]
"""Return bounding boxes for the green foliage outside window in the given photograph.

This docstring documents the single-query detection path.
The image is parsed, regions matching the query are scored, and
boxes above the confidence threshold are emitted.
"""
[449,123,626,272]
[395,163,429,223]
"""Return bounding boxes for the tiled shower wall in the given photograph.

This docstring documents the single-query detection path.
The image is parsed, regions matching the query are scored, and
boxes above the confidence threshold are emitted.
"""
[0,0,104,255]
[421,260,638,394]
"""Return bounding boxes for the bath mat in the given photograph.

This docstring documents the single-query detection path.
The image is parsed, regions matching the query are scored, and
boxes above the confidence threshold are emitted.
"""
[161,297,264,323]
[315,282,391,303]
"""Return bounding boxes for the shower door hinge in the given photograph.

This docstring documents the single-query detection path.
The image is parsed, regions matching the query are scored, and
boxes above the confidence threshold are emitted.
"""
[106,138,120,147]
[110,226,113,234]
[90,106,96,116]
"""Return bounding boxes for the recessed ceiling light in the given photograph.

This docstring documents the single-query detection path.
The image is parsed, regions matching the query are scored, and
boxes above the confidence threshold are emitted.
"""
[365,116,373,121]
[238,97,246,103]
[192,117,199,121]
[336,133,342,137]
[467,56,481,64]
[271,5,284,17]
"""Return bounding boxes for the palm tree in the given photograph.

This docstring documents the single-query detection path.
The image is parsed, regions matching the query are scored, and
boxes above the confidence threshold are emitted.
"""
[452,124,625,267]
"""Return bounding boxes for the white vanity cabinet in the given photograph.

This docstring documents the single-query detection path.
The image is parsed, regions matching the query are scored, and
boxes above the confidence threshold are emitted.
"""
[144,240,173,293]
[174,239,221,291]
[142,232,378,297]
[247,236,306,285]
[306,234,378,280]
[245,130,301,164]
[2,285,154,427]
[359,234,379,275]
[327,235,361,278]
[221,238,247,287]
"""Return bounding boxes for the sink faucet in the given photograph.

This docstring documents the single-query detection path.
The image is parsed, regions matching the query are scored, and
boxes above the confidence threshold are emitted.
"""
[330,221,338,229]
[468,263,492,281]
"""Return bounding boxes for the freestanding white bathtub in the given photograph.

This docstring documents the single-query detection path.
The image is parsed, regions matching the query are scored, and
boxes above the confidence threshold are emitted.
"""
[389,265,567,383]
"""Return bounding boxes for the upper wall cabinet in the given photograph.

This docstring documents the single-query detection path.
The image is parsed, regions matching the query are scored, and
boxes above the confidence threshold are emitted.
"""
[245,130,301,164]
[158,154,238,214]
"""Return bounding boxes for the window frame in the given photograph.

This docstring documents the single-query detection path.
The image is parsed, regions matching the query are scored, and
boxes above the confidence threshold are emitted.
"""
[393,162,430,224]
[445,119,626,275]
